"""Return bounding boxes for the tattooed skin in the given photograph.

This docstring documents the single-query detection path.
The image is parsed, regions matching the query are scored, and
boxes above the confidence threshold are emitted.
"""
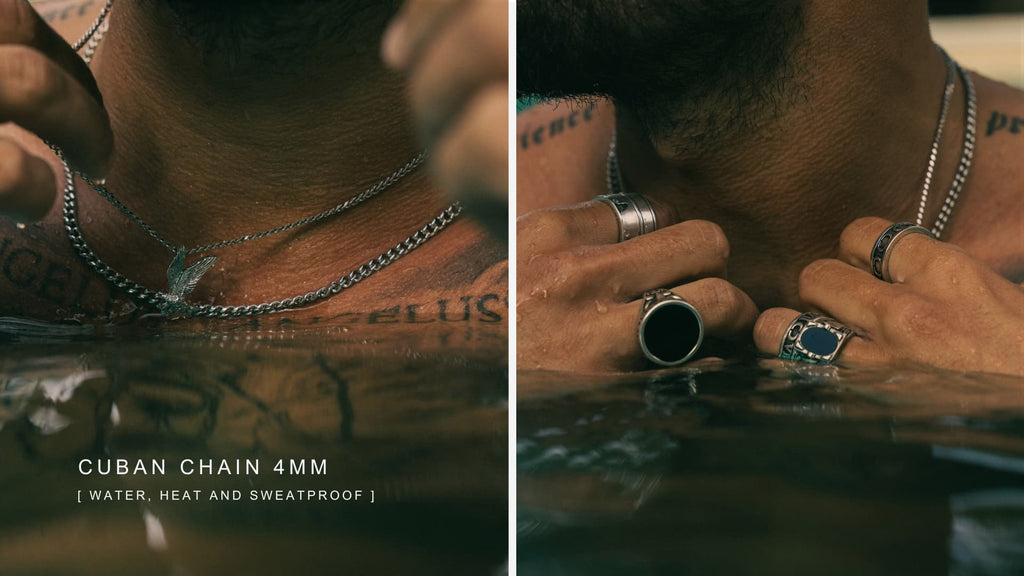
[518,102,598,150]
[985,111,1024,137]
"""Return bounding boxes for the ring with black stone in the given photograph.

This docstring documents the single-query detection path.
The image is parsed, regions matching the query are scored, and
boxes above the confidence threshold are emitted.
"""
[594,193,658,242]
[869,222,934,282]
[777,312,854,365]
[637,289,704,367]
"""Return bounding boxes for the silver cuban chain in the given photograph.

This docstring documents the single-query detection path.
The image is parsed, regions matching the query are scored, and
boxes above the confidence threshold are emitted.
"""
[606,46,976,240]
[56,0,461,318]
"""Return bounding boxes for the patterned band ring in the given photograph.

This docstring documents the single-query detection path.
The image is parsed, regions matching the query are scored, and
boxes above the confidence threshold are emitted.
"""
[594,193,658,242]
[777,312,854,365]
[638,289,705,367]
[869,222,934,282]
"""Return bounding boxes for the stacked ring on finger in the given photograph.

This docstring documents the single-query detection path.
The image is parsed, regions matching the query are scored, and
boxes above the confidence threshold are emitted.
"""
[869,222,934,282]
[594,193,658,242]
[778,312,854,365]
[638,289,705,367]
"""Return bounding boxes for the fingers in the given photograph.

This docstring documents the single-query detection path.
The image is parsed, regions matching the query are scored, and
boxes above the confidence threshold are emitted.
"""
[753,308,888,366]
[405,0,507,143]
[0,136,56,221]
[433,83,507,239]
[838,216,940,284]
[0,0,104,104]
[517,202,621,255]
[0,45,112,177]
[668,278,758,339]
[797,258,886,333]
[0,0,112,176]
[520,219,730,302]
[517,197,679,255]
[382,0,466,69]
[581,220,730,299]
[527,278,756,371]
[383,0,507,238]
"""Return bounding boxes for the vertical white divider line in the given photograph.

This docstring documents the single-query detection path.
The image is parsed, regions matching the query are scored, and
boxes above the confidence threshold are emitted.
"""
[506,0,518,574]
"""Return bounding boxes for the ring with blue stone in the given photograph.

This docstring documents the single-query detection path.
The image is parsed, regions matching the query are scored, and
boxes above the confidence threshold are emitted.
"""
[778,312,854,365]
[638,289,705,367]
[870,222,934,282]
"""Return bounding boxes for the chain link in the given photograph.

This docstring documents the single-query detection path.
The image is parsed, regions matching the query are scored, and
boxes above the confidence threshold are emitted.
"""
[931,60,977,239]
[71,0,114,52]
[56,0,463,318]
[914,48,956,229]
[62,161,463,318]
[606,46,976,240]
[70,150,428,255]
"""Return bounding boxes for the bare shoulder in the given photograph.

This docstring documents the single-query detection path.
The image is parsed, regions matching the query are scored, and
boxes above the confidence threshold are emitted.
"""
[952,73,1024,281]
[516,98,615,214]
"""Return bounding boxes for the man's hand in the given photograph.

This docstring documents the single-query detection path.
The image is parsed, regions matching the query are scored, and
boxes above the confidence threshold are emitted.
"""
[382,0,508,239]
[755,217,1024,376]
[0,0,112,222]
[518,200,758,372]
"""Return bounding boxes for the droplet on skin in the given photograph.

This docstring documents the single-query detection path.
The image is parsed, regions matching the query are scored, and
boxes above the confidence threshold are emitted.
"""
[594,301,608,313]
[15,223,26,230]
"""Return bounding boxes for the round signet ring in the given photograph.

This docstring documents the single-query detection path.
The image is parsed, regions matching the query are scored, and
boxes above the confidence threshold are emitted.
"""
[594,193,658,242]
[777,312,854,365]
[638,289,705,367]
[869,222,934,282]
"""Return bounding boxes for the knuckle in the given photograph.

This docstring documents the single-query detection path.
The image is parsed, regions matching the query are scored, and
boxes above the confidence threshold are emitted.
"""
[687,219,729,258]
[518,250,583,298]
[797,259,833,297]
[0,45,61,108]
[667,219,729,261]
[845,216,888,240]
[884,293,941,340]
[923,249,966,278]
[517,209,573,252]
[753,308,792,350]
[701,278,741,315]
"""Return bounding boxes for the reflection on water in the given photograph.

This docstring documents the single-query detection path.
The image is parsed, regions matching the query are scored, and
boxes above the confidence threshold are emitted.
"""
[518,360,1024,576]
[0,319,507,576]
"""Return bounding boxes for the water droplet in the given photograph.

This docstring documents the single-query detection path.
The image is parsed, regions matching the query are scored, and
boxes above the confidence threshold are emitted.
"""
[15,222,26,230]
[594,301,608,313]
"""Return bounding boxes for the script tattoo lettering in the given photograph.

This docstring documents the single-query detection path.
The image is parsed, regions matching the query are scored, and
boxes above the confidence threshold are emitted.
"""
[261,294,508,328]
[0,234,113,313]
[985,111,1024,137]
[519,102,597,150]
[38,0,96,23]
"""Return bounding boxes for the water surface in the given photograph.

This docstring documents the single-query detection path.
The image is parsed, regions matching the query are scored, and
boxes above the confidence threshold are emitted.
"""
[518,359,1024,576]
[0,319,508,576]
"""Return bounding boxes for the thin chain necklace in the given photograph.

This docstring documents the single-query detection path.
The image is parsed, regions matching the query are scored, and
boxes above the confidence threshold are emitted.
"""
[56,0,462,318]
[606,47,977,240]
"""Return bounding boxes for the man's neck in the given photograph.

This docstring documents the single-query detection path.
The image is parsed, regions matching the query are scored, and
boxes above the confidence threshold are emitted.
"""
[87,1,440,242]
[615,2,964,306]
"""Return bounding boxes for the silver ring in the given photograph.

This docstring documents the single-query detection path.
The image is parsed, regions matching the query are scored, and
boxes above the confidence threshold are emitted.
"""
[777,312,854,365]
[870,222,934,282]
[638,289,704,366]
[594,193,658,242]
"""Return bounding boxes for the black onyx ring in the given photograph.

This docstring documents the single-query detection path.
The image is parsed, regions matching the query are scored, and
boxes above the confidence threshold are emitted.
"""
[778,312,854,365]
[638,289,704,367]
[869,222,934,282]
[594,193,658,242]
